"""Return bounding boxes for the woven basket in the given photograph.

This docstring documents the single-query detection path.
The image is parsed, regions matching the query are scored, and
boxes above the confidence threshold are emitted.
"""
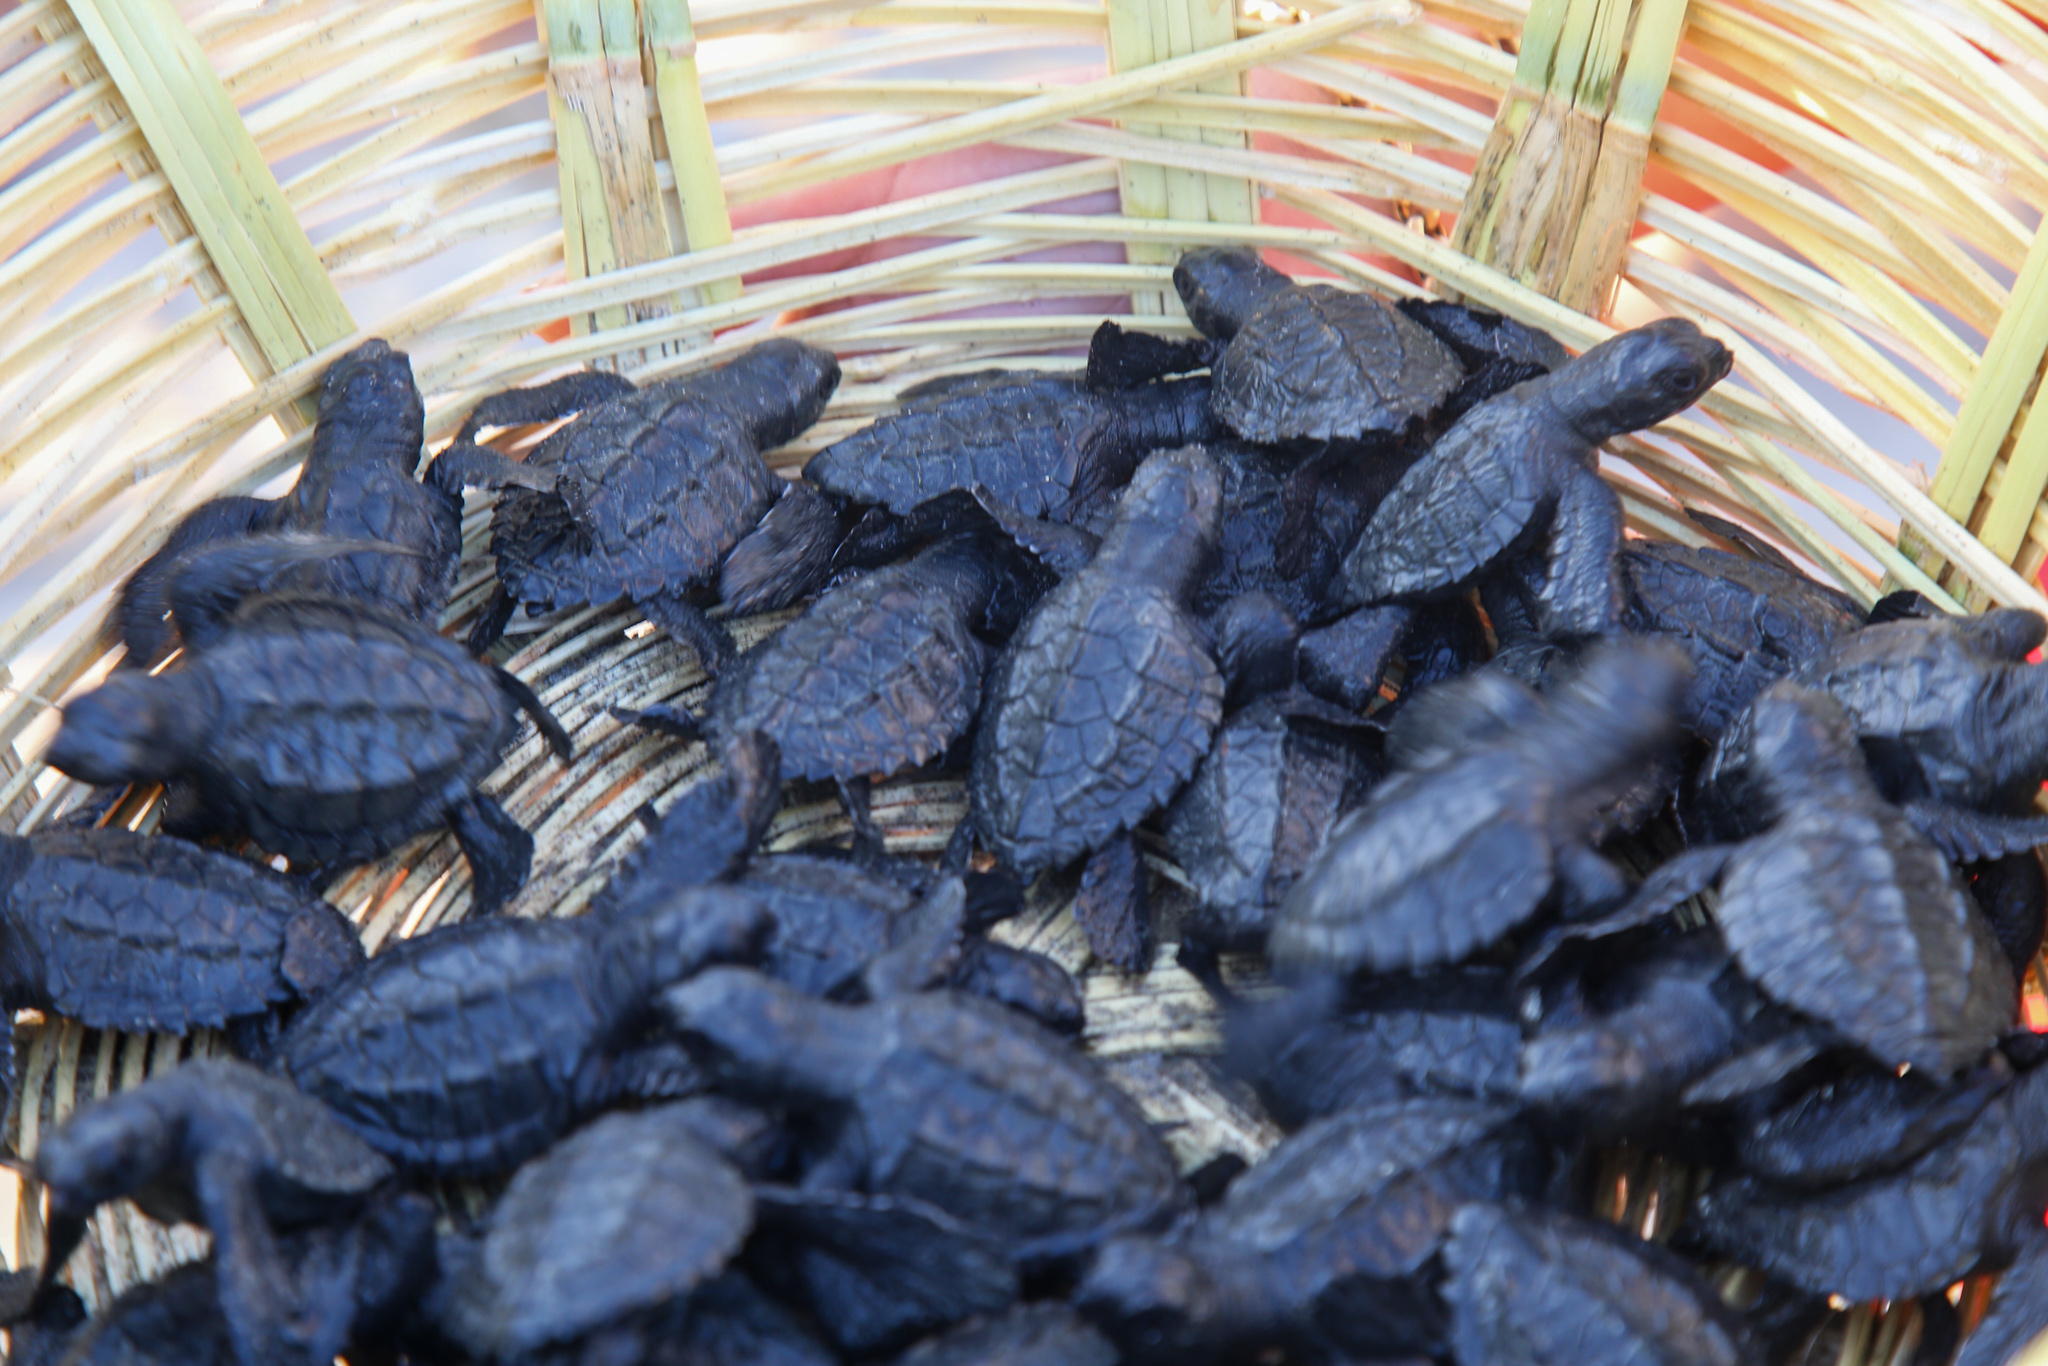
[3,0,2048,1357]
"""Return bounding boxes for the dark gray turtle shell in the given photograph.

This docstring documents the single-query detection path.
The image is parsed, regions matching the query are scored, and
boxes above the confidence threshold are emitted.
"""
[0,828,362,1032]
[970,448,1226,873]
[835,991,1188,1253]
[805,371,1211,521]
[441,1106,753,1357]
[713,539,994,782]
[492,339,837,611]
[1209,283,1462,443]
[119,597,517,867]
[277,917,610,1176]
[1620,540,1863,737]
[1691,1063,2048,1300]
[662,970,1185,1259]
[1443,1203,1751,1366]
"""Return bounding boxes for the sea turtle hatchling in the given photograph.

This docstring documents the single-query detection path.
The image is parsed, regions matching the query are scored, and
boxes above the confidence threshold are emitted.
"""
[27,1059,397,1366]
[1269,641,1687,979]
[661,967,1187,1262]
[0,827,362,1081]
[1344,319,1733,641]
[1172,246,1463,445]
[276,883,770,1177]
[115,339,459,669]
[46,579,572,917]
[442,338,841,667]
[619,533,1029,851]
[804,368,1213,527]
[967,445,1228,972]
[1442,1202,1753,1366]
[1644,681,2015,1075]
[436,1105,756,1361]
[1074,1097,1547,1363]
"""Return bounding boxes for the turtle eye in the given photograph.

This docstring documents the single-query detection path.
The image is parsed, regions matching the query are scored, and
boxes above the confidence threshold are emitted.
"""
[1656,364,1699,396]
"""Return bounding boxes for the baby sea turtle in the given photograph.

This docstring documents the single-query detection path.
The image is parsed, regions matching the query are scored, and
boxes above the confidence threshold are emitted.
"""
[1075,1097,1545,1363]
[47,587,572,916]
[1443,1203,1752,1366]
[752,1184,1020,1355]
[729,854,1083,1032]
[30,1059,395,1366]
[276,884,770,1176]
[662,967,1186,1260]
[0,828,361,1079]
[968,445,1227,972]
[116,339,458,668]
[1690,1059,2048,1300]
[805,368,1212,527]
[1731,1051,2012,1191]
[438,1105,754,1360]
[446,339,841,665]
[1344,319,1733,640]
[1395,297,1571,428]
[1780,608,2048,861]
[622,534,1021,849]
[1643,683,2014,1075]
[1200,964,1524,1129]
[888,1303,1119,1366]
[1162,692,1381,949]
[1173,246,1462,444]
[1616,539,1865,738]
[1269,641,1686,979]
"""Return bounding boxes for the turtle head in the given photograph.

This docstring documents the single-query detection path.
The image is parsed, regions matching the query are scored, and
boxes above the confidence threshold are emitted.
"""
[658,967,867,1102]
[714,339,842,450]
[612,886,776,997]
[37,1090,181,1222]
[1096,445,1224,594]
[45,674,193,786]
[1074,1235,1218,1355]
[1553,319,1732,443]
[314,338,424,472]
[1172,247,1291,341]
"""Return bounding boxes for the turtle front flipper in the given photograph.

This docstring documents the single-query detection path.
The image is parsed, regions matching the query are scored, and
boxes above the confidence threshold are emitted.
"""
[492,668,573,762]
[198,1148,337,1366]
[116,494,274,667]
[451,368,638,445]
[721,480,845,614]
[1085,320,1217,392]
[427,439,560,494]
[1074,835,1152,974]
[1533,460,1626,641]
[638,590,737,676]
[1903,799,2048,863]
[449,795,533,916]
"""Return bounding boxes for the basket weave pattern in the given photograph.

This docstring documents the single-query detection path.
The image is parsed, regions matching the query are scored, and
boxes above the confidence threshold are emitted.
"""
[2,0,2048,1355]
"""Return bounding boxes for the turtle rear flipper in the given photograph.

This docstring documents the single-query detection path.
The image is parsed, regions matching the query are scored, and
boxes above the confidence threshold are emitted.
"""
[450,795,532,917]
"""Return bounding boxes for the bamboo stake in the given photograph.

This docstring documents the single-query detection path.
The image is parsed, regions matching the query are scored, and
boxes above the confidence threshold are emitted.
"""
[1558,0,1689,312]
[646,0,739,304]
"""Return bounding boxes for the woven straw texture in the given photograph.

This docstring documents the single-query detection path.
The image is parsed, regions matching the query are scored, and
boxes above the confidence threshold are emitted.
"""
[2,0,2048,1358]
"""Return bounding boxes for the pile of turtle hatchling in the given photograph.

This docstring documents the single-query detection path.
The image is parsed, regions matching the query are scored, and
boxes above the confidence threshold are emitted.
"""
[7,247,2048,1365]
